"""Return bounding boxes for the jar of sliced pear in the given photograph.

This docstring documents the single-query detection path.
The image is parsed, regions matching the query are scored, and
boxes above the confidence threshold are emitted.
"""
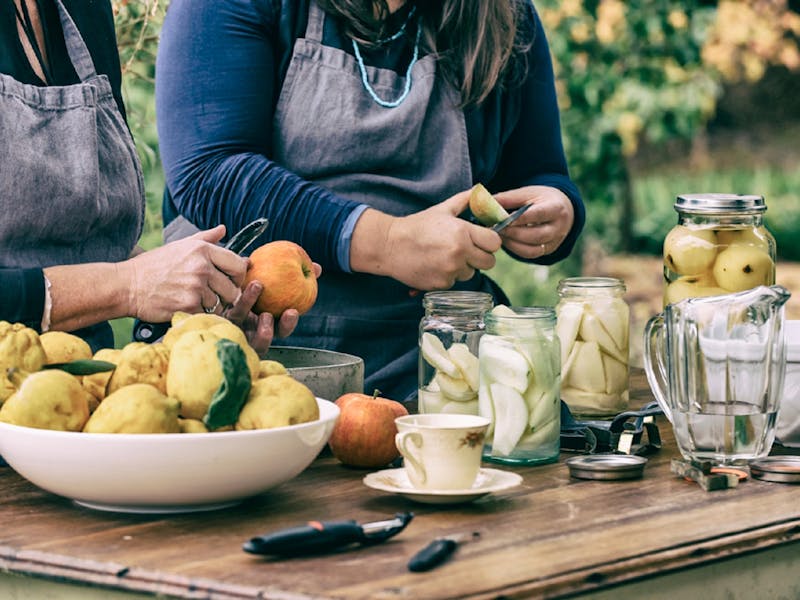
[557,277,630,419]
[418,291,493,416]
[663,194,776,306]
[478,306,561,465]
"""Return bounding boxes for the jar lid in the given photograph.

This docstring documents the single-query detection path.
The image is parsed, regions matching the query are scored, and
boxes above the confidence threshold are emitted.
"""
[565,454,647,481]
[674,193,766,215]
[749,457,800,483]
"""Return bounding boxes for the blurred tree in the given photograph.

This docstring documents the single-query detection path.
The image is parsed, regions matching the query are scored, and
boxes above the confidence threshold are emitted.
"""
[537,0,800,252]
[112,0,167,249]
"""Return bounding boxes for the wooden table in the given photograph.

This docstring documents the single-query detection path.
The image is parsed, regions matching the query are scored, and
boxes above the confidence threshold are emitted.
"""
[2,370,800,600]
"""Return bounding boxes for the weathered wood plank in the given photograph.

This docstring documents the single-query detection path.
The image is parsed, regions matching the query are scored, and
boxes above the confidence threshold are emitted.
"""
[1,370,799,599]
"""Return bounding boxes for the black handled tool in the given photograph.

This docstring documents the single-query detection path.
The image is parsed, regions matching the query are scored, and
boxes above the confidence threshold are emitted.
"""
[243,512,414,557]
[132,218,270,342]
[408,532,479,572]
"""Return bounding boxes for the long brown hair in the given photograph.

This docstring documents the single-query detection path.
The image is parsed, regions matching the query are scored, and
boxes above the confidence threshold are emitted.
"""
[316,0,531,107]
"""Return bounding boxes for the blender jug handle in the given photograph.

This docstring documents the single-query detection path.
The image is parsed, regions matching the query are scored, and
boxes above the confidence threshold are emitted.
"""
[643,314,673,423]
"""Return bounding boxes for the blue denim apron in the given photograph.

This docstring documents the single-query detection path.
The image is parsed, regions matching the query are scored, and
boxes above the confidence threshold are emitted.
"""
[0,0,145,350]
[273,2,479,403]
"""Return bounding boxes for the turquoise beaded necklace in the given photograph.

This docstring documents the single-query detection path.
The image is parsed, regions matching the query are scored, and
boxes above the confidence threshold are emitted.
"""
[351,6,420,108]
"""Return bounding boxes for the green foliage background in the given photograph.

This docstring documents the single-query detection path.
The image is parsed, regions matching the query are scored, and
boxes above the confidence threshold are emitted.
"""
[112,0,800,312]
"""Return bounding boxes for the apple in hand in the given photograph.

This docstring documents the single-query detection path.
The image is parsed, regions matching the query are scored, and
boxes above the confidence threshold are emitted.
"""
[328,391,409,468]
[469,183,509,226]
[243,241,318,318]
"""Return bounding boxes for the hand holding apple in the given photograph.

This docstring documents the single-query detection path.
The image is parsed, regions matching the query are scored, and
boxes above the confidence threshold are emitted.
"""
[328,391,409,468]
[243,241,319,318]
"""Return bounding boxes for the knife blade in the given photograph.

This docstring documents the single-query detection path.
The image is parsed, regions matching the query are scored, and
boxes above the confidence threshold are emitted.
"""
[132,217,270,343]
[225,217,269,255]
[491,204,531,233]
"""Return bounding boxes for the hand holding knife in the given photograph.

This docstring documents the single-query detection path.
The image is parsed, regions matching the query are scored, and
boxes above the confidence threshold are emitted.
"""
[132,218,270,342]
[491,203,531,233]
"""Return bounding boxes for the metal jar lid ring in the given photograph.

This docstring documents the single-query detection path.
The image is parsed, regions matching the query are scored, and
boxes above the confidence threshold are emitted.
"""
[565,454,648,481]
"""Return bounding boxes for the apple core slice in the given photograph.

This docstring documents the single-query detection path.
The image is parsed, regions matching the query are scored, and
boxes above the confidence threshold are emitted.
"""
[420,332,459,378]
[489,382,529,456]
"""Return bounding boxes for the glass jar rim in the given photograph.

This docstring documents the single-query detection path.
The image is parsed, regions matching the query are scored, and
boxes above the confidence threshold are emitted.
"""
[674,193,766,215]
[422,290,493,310]
[557,277,626,293]
[485,306,555,321]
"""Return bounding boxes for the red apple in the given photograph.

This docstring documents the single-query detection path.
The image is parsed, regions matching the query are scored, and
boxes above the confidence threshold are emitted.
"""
[328,391,409,468]
[243,241,318,318]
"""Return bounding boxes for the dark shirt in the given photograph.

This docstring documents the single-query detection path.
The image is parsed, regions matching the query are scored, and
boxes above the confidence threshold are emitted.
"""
[0,0,125,328]
[156,0,585,272]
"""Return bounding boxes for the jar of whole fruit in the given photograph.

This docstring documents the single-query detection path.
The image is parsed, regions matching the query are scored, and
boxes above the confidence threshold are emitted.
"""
[556,277,629,419]
[663,193,776,306]
[418,291,493,415]
[478,305,560,465]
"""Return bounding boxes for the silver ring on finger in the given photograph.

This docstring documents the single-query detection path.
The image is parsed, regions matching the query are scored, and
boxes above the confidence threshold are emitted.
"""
[203,294,221,314]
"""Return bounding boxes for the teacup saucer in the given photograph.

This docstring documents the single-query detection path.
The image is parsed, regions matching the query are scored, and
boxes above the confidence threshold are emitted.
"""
[363,467,522,505]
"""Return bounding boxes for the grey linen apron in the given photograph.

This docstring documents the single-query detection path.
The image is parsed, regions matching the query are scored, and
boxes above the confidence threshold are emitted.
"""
[0,0,145,350]
[274,2,475,402]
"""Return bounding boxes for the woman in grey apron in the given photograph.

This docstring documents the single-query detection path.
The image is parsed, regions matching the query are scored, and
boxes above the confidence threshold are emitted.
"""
[0,0,286,352]
[156,0,585,403]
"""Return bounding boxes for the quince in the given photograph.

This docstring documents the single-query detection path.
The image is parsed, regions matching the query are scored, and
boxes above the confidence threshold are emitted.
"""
[664,274,727,305]
[82,347,122,404]
[39,331,92,364]
[83,383,180,434]
[0,369,90,431]
[166,330,251,424]
[0,321,47,403]
[236,374,318,430]
[163,312,259,379]
[179,418,209,434]
[663,226,718,276]
[106,342,170,396]
[713,245,774,292]
[258,359,289,378]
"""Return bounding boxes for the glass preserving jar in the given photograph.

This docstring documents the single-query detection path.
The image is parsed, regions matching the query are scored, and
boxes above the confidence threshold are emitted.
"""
[663,193,776,306]
[418,291,493,415]
[556,277,630,419]
[478,306,560,465]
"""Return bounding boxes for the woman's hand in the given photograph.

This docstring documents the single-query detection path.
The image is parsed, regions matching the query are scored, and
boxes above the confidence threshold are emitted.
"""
[124,225,248,322]
[223,263,322,354]
[350,190,502,291]
[492,186,574,259]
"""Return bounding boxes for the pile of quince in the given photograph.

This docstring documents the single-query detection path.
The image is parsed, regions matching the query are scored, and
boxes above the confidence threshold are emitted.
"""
[0,314,319,434]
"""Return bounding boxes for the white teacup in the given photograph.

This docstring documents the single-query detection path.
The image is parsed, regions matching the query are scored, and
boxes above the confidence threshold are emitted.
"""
[395,414,490,490]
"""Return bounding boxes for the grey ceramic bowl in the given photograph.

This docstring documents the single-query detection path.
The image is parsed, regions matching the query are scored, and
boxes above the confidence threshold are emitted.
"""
[262,346,364,402]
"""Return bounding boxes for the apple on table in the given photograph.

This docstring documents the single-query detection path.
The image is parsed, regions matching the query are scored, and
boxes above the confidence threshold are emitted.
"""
[328,391,408,469]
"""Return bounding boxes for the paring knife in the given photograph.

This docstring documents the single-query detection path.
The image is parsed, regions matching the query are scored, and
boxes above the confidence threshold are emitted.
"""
[131,217,270,343]
[243,512,414,557]
[407,532,480,572]
[491,204,531,233]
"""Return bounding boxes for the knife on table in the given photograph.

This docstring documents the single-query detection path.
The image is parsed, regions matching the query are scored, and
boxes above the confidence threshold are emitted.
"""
[132,218,270,342]
[407,531,480,572]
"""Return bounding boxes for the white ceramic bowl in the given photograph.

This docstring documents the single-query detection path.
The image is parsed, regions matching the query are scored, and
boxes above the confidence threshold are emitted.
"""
[776,321,800,447]
[0,398,339,513]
